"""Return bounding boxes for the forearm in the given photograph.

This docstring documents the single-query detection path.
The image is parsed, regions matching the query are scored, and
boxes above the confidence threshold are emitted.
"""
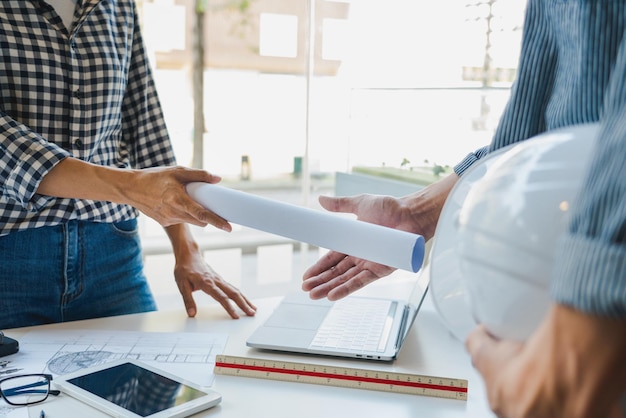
[37,157,137,204]
[538,304,626,415]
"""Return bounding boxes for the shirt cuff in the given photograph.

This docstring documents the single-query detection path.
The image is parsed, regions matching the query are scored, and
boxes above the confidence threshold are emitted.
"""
[551,234,626,317]
[4,143,71,211]
[453,146,489,176]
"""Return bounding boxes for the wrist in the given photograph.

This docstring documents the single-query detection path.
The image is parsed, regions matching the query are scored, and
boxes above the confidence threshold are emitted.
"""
[107,170,130,204]
[165,224,200,259]
[400,173,459,240]
[110,168,146,206]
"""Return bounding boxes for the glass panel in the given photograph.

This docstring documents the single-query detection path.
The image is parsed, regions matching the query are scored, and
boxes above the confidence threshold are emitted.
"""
[137,0,527,299]
[308,0,526,196]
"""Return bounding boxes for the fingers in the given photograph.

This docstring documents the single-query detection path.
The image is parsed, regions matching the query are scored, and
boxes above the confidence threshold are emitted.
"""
[175,267,256,320]
[178,194,232,231]
[303,269,349,300]
[141,167,232,231]
[302,255,378,301]
[302,252,352,298]
[178,280,199,318]
[465,325,495,371]
[217,283,257,317]
[466,325,523,379]
[327,268,377,300]
[465,326,509,415]
[172,168,231,230]
[466,325,528,417]
[302,251,347,281]
[174,167,223,185]
[212,288,240,319]
[194,279,257,319]
[129,167,225,228]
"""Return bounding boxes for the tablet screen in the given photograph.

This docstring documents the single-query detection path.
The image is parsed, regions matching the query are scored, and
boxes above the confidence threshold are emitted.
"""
[66,362,208,417]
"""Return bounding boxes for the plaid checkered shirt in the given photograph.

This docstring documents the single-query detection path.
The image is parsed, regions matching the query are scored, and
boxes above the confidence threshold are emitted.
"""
[0,0,177,236]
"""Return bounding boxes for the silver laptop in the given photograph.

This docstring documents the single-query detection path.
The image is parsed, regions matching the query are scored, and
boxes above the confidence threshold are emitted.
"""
[246,273,429,361]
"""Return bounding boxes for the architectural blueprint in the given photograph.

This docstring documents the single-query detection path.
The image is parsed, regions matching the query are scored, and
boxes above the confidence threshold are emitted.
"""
[8,330,228,388]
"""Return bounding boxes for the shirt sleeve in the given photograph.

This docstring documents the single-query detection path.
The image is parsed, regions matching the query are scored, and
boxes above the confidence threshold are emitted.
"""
[550,40,626,317]
[0,110,71,211]
[453,145,489,176]
[121,3,177,170]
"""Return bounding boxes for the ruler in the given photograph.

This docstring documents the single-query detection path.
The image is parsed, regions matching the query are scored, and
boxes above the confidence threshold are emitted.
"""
[214,355,468,400]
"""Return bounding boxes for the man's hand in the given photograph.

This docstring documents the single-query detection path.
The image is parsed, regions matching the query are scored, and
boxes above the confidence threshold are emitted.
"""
[165,224,256,319]
[466,304,626,418]
[125,166,231,231]
[173,248,256,319]
[38,158,232,232]
[302,173,458,301]
[302,194,410,300]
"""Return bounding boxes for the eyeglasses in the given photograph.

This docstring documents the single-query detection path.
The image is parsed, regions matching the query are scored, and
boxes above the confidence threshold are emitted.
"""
[0,374,60,406]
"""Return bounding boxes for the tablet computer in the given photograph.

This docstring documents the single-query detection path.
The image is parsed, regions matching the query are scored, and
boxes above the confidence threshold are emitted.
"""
[54,359,221,418]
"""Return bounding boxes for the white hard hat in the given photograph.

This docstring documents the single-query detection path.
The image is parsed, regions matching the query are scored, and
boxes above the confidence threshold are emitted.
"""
[429,124,599,342]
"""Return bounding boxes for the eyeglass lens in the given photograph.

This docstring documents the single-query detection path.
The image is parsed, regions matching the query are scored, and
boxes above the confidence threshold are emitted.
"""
[0,374,51,405]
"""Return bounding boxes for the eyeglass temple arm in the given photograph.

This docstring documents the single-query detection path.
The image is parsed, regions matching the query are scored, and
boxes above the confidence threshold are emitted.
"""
[2,381,60,397]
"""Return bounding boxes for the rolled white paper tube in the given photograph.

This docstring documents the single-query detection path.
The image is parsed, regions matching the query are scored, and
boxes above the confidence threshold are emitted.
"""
[186,182,425,272]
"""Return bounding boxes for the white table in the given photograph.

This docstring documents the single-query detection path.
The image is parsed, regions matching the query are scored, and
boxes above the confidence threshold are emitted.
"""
[8,278,494,418]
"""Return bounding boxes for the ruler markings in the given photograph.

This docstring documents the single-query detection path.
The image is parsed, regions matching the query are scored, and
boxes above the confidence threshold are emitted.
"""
[214,355,468,400]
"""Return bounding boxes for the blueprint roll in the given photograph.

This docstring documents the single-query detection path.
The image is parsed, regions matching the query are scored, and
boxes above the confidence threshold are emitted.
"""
[186,182,425,273]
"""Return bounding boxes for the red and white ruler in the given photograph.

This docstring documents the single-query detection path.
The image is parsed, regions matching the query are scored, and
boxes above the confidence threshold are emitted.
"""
[214,354,468,401]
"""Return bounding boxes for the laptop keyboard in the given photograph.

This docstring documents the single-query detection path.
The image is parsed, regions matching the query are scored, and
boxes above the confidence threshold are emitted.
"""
[309,298,396,353]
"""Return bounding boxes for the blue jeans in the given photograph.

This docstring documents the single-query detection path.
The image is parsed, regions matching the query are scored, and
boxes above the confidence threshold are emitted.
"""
[0,219,156,329]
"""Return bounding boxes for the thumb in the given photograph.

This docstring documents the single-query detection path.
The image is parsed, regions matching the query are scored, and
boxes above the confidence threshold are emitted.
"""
[177,168,223,185]
[318,195,357,214]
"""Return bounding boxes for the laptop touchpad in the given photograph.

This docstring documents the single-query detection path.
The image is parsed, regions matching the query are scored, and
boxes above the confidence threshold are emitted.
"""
[264,304,329,330]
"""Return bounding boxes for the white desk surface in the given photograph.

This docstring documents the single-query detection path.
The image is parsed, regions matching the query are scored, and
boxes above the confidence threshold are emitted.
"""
[7,278,494,418]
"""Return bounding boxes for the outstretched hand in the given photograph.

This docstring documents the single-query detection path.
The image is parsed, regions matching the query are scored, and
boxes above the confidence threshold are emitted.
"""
[302,194,411,300]
[302,174,459,301]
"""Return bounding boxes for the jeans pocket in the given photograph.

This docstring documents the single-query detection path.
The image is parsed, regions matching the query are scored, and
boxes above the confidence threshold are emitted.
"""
[108,218,139,238]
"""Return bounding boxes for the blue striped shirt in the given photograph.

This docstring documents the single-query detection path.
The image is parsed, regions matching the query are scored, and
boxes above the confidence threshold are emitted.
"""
[0,0,176,235]
[454,0,626,317]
